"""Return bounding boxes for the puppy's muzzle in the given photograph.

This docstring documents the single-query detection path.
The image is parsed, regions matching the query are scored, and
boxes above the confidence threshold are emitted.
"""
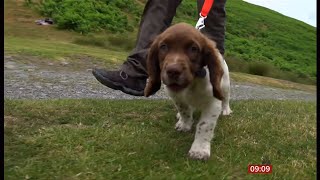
[166,63,183,81]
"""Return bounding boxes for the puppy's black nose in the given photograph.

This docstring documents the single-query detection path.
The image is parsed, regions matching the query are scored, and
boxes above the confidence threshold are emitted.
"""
[166,64,182,79]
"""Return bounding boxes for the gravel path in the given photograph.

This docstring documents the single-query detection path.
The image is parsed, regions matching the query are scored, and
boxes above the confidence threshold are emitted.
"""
[4,56,316,101]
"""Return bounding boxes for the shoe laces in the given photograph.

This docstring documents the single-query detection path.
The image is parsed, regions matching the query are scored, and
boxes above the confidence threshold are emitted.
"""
[119,70,128,80]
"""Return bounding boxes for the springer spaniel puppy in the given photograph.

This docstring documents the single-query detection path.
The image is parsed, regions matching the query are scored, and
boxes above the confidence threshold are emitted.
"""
[144,23,232,160]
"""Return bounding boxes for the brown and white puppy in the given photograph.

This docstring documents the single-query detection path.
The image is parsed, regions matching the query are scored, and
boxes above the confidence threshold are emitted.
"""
[144,23,232,160]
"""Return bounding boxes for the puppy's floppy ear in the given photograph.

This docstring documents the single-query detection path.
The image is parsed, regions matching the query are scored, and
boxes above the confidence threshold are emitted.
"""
[203,37,224,100]
[144,36,161,97]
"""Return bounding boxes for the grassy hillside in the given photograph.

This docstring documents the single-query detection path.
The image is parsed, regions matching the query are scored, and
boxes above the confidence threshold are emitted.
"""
[224,0,316,81]
[7,0,316,85]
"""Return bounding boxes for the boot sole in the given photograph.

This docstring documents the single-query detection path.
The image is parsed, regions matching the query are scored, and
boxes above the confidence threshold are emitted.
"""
[92,69,144,96]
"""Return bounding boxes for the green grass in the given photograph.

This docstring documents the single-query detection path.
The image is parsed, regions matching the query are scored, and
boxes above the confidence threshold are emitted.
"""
[5,99,316,179]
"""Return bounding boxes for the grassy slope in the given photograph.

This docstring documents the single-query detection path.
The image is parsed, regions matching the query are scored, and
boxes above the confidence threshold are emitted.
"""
[29,0,316,78]
[225,0,316,77]
[4,99,316,179]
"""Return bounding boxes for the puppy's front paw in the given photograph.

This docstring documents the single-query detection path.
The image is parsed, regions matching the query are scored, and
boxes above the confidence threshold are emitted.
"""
[176,112,181,120]
[175,119,193,132]
[222,106,232,116]
[188,142,211,160]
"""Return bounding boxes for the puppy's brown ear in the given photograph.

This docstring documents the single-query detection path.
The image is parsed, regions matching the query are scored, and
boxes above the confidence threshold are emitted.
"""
[144,37,161,97]
[203,38,224,101]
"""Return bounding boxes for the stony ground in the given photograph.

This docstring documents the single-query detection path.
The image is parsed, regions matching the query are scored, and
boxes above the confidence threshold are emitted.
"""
[4,55,316,101]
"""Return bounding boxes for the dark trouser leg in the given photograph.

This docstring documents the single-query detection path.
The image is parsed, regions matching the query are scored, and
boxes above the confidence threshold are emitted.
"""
[198,0,227,55]
[121,0,183,78]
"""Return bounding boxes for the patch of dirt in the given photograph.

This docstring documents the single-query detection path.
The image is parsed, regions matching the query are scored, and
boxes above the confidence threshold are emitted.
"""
[4,54,117,72]
[4,116,21,127]
[230,73,316,93]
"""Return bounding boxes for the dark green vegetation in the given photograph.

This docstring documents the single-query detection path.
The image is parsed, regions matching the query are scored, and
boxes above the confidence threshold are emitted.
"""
[4,99,316,179]
[25,0,143,33]
[24,0,316,84]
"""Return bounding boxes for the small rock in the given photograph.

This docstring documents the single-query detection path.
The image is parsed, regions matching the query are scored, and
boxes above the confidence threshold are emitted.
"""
[5,64,15,69]
[4,56,13,60]
[40,93,48,97]
[60,61,69,66]
[48,63,54,66]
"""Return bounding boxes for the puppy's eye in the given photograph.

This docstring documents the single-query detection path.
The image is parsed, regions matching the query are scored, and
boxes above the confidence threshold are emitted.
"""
[189,45,199,54]
[160,44,168,52]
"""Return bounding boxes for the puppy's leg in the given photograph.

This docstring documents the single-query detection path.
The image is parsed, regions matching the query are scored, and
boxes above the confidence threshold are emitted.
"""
[221,61,232,116]
[174,102,193,132]
[221,81,232,115]
[188,99,221,160]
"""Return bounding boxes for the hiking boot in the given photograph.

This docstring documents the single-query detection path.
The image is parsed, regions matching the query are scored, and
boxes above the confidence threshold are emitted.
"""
[92,68,146,96]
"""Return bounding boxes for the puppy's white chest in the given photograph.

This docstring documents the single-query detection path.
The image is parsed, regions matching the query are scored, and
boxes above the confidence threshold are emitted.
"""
[166,74,213,109]
[186,77,213,108]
